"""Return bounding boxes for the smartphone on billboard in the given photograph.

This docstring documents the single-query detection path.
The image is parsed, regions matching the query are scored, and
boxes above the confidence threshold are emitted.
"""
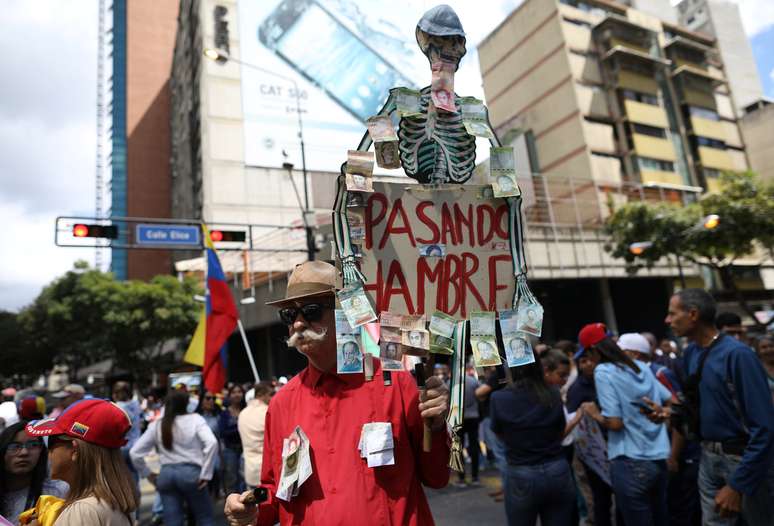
[258,0,414,122]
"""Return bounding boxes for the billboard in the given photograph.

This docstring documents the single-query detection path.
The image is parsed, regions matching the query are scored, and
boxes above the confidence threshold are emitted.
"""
[237,0,515,172]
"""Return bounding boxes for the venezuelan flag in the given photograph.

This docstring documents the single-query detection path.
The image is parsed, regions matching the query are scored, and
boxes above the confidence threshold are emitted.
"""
[183,225,238,394]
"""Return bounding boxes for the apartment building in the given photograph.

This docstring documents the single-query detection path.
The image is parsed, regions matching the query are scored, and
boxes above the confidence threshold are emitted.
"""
[478,0,749,224]
[677,0,763,114]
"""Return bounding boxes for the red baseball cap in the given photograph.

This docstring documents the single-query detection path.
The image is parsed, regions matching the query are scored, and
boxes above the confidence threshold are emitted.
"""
[576,323,609,358]
[26,399,130,449]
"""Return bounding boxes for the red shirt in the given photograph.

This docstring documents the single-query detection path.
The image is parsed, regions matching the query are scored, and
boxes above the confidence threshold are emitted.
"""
[256,359,450,525]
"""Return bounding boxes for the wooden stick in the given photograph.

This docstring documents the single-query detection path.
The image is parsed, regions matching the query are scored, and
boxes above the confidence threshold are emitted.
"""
[415,359,435,452]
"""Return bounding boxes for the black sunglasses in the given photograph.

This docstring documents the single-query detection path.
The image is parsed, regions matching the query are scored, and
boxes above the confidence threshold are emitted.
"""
[279,303,328,326]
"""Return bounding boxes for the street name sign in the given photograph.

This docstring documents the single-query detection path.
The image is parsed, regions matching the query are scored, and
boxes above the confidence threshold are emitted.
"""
[136,224,201,246]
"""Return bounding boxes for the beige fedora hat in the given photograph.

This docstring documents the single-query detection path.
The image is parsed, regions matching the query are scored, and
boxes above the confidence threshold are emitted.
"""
[265,261,338,307]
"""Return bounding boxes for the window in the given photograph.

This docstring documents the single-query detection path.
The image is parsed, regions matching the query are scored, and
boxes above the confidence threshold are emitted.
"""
[621,89,659,105]
[703,168,720,179]
[695,136,725,149]
[637,157,675,172]
[632,123,666,138]
[563,17,592,27]
[687,106,719,120]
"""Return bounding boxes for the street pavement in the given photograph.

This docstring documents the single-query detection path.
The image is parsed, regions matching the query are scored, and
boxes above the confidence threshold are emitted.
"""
[138,466,506,525]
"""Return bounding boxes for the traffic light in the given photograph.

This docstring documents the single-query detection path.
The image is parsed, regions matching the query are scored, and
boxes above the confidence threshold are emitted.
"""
[209,230,246,242]
[72,223,118,239]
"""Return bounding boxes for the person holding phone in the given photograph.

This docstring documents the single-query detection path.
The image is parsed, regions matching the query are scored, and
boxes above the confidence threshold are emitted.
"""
[578,323,672,526]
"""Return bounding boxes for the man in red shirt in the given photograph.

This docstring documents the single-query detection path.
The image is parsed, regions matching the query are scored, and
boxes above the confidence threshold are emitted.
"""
[225,261,451,525]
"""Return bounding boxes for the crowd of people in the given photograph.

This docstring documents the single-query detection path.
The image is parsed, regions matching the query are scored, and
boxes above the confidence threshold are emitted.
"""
[0,260,772,526]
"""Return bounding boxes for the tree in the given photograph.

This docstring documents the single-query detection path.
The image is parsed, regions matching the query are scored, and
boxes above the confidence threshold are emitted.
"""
[605,172,774,323]
[17,261,202,385]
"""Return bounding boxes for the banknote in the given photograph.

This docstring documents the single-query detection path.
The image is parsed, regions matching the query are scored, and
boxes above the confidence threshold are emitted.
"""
[380,340,404,370]
[504,334,535,368]
[346,150,374,177]
[346,192,365,208]
[393,87,422,117]
[516,302,544,337]
[418,243,446,257]
[337,334,364,374]
[429,333,453,355]
[401,328,429,351]
[347,210,364,227]
[490,147,521,198]
[429,312,456,339]
[380,326,401,343]
[400,314,426,331]
[337,285,377,328]
[295,426,312,488]
[366,115,398,142]
[470,311,496,337]
[375,140,401,169]
[471,336,502,367]
[350,225,365,242]
[335,309,356,336]
[431,61,456,113]
[346,173,374,193]
[277,429,301,501]
[460,97,494,139]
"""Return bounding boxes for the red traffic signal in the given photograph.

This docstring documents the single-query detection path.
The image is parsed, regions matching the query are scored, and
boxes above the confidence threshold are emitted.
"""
[209,230,246,242]
[72,223,118,239]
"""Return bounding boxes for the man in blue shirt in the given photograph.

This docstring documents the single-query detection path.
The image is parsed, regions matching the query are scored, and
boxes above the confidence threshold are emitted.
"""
[666,289,774,524]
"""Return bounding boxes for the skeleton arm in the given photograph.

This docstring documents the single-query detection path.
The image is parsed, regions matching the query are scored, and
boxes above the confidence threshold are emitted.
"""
[332,92,399,288]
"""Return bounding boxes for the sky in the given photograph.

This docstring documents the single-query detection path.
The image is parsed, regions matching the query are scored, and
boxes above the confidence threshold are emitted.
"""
[0,0,772,313]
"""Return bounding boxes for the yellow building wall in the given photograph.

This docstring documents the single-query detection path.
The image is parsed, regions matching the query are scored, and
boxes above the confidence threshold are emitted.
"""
[617,70,659,94]
[624,100,668,128]
[609,37,650,55]
[682,89,716,109]
[698,146,735,171]
[632,134,677,161]
[690,117,726,141]
[723,121,744,149]
[640,169,682,186]
[726,149,748,171]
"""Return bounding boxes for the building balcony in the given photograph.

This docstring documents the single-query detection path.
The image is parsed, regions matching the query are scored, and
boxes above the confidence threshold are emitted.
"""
[689,117,726,142]
[632,134,677,162]
[640,169,683,187]
[681,88,716,110]
[593,15,654,51]
[697,146,735,171]
[616,70,659,95]
[671,65,725,88]
[623,100,668,128]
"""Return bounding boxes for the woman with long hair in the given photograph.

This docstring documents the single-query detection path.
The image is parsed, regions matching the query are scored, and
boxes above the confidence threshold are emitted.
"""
[490,350,576,525]
[218,384,246,495]
[0,422,67,525]
[24,399,138,525]
[579,323,672,526]
[131,390,217,526]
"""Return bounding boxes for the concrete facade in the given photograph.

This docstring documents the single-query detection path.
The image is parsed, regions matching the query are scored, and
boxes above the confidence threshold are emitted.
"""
[741,100,774,181]
[676,0,764,114]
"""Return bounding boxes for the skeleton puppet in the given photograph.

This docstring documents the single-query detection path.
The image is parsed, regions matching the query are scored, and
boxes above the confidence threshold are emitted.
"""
[333,5,528,287]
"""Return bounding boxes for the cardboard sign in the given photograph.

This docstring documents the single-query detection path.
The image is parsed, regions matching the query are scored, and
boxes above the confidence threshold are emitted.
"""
[359,182,514,318]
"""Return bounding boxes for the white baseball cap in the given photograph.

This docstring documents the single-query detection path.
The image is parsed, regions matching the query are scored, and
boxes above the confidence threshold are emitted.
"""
[617,333,651,356]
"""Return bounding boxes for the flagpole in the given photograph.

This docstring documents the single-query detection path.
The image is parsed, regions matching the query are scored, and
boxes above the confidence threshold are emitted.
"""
[237,318,260,383]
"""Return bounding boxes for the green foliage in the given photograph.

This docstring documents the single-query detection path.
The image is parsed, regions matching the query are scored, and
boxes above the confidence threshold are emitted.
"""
[605,172,774,321]
[7,261,202,382]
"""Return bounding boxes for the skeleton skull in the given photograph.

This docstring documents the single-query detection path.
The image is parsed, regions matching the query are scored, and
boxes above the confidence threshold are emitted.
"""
[415,5,467,70]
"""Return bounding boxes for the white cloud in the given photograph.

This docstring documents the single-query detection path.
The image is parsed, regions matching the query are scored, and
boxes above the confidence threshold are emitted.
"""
[0,203,94,311]
[0,0,98,311]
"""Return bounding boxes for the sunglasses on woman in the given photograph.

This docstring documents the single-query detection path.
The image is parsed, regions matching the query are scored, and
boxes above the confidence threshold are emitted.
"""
[279,303,328,326]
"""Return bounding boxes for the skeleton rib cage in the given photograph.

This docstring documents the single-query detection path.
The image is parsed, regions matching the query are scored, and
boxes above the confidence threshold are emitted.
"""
[398,87,476,184]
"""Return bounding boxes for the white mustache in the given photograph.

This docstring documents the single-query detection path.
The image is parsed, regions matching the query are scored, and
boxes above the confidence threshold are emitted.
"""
[287,328,328,348]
